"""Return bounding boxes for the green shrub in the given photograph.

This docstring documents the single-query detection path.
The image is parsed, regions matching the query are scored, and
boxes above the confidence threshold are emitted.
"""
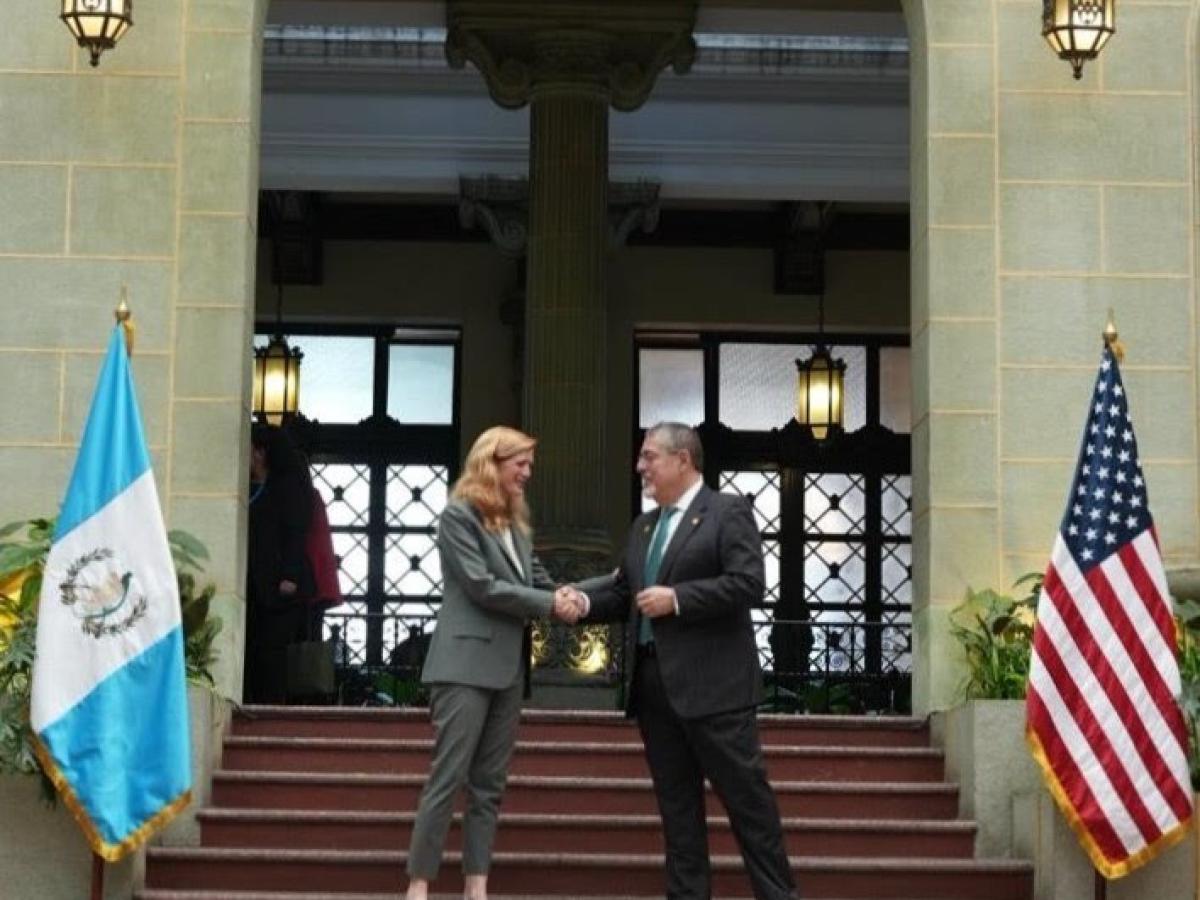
[948,573,1041,701]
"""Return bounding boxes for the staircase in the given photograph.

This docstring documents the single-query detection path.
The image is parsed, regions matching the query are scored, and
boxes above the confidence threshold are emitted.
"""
[136,707,1034,900]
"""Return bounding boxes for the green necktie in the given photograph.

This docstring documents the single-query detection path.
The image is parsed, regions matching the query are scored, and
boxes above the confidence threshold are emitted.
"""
[638,507,678,645]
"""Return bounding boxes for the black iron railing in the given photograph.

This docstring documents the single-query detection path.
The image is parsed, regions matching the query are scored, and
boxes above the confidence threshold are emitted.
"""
[320,610,911,713]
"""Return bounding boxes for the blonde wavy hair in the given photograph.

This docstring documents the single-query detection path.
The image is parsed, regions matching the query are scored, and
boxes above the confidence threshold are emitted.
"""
[451,426,537,535]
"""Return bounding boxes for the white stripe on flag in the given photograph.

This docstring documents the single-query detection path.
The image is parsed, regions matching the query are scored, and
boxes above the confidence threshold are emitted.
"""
[31,471,180,731]
[1029,661,1143,855]
[1133,531,1172,614]
[1117,531,1181,695]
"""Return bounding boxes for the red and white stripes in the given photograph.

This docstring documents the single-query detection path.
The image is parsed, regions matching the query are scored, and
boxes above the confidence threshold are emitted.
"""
[1026,530,1192,878]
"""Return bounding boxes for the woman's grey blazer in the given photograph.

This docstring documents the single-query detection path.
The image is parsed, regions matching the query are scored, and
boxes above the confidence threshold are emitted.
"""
[421,498,556,690]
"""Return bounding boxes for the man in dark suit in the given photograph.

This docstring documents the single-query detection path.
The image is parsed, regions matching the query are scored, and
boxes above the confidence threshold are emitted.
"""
[571,422,798,900]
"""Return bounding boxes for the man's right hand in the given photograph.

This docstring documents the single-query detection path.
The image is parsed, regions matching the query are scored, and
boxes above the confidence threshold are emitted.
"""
[552,585,587,623]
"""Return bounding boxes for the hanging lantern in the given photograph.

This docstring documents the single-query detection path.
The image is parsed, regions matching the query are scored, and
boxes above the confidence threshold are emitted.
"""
[1042,0,1115,80]
[61,0,134,68]
[252,335,303,426]
[795,346,845,441]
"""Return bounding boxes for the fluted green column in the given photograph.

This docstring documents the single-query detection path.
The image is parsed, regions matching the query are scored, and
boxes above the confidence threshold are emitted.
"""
[524,51,611,553]
[447,2,696,567]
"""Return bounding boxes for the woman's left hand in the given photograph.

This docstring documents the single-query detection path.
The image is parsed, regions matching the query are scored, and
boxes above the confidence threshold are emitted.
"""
[279,579,298,597]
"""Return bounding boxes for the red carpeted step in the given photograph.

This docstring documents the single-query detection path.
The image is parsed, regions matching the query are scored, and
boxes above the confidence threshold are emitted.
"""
[220,735,945,782]
[144,706,1028,898]
[198,808,977,858]
[137,897,1034,900]
[211,770,961,819]
[232,706,931,748]
[144,848,1033,899]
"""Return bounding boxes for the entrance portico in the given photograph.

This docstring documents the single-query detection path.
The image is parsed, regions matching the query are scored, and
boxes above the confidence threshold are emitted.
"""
[0,0,1197,717]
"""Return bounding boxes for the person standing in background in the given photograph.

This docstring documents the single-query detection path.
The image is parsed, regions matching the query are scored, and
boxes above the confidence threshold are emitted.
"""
[245,425,315,705]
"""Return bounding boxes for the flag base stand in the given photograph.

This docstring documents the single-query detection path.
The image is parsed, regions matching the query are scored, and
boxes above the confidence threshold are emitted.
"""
[91,852,104,900]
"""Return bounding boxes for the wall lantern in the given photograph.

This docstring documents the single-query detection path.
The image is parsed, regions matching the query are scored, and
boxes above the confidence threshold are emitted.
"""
[1042,0,1115,80]
[61,0,134,68]
[795,295,846,440]
[252,283,303,426]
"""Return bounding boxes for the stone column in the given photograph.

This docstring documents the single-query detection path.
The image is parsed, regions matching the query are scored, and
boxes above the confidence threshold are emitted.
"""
[525,42,611,558]
[447,2,696,575]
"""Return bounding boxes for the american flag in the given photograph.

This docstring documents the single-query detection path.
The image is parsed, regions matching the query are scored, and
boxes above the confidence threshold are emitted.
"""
[1026,345,1193,879]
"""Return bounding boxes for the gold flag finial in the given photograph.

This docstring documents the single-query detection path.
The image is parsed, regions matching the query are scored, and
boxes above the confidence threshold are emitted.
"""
[115,285,135,357]
[1102,309,1124,363]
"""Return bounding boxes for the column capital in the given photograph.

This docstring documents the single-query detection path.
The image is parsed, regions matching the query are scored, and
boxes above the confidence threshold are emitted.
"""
[445,1,698,111]
[458,175,662,255]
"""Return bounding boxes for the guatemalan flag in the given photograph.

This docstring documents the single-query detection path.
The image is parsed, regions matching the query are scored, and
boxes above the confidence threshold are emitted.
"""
[30,324,191,861]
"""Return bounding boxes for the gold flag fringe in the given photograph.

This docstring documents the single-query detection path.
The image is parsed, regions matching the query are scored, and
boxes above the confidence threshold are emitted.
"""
[29,731,191,862]
[1026,725,1192,879]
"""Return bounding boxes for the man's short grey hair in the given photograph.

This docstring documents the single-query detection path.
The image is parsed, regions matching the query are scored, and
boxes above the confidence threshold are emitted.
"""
[647,422,704,472]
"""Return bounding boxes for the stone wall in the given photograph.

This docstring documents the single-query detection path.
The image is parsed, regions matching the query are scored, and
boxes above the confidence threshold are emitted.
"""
[907,0,1200,712]
[0,0,266,702]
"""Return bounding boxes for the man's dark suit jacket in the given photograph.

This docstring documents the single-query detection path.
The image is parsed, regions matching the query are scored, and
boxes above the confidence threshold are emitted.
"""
[580,483,765,720]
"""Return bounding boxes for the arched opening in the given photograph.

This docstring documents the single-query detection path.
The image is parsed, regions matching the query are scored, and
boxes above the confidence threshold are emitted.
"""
[245,0,919,712]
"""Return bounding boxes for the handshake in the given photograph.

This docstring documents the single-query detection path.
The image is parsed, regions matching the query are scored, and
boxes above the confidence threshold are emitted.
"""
[551,585,587,624]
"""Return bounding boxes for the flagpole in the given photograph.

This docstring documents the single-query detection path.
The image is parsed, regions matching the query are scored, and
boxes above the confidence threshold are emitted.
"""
[84,294,133,900]
[1094,312,1118,900]
[90,851,104,900]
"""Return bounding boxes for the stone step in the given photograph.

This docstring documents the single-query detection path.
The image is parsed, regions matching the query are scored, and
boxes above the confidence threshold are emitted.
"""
[197,809,977,858]
[211,770,960,819]
[143,848,1033,899]
[220,735,945,782]
[231,706,930,748]
[137,893,1011,900]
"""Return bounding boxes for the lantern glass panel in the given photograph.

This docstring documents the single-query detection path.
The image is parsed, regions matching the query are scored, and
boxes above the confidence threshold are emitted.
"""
[808,357,836,428]
[261,348,292,424]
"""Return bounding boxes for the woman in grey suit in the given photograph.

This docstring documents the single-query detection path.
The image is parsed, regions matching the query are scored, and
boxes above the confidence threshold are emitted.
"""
[404,426,577,900]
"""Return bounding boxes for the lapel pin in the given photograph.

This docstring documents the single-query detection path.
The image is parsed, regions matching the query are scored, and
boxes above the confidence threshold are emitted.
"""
[643,524,651,534]
[691,516,701,526]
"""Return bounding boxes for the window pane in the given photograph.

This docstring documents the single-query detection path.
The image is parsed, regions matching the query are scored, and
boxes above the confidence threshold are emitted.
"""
[882,474,912,537]
[804,541,866,609]
[387,465,449,529]
[385,533,443,597]
[331,531,369,596]
[880,346,911,433]
[254,334,374,424]
[804,473,866,535]
[718,470,781,535]
[638,349,704,429]
[388,344,454,424]
[718,343,866,432]
[882,542,912,607]
[311,463,371,528]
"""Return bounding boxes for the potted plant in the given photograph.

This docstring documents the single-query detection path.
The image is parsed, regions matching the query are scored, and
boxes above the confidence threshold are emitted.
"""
[1172,595,1200,791]
[947,573,1041,702]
